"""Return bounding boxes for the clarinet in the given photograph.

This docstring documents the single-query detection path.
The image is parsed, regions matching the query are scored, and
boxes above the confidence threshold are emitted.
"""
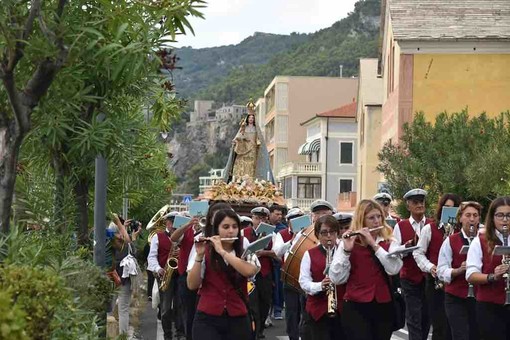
[467,224,475,298]
[325,240,337,316]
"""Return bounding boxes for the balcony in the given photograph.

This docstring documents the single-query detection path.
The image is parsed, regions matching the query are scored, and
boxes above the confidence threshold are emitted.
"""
[285,198,317,212]
[277,162,322,179]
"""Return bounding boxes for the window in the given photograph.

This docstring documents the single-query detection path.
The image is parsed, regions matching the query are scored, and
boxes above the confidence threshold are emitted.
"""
[298,177,321,199]
[284,177,292,198]
[339,142,353,164]
[339,179,353,193]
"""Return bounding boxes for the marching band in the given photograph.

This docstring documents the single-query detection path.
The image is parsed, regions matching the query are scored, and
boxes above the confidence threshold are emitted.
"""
[145,193,510,340]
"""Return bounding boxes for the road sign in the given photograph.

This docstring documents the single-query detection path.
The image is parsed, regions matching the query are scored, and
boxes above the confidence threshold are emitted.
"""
[182,195,192,204]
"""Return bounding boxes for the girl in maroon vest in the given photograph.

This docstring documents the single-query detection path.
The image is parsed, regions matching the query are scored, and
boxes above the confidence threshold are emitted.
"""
[466,196,510,340]
[299,215,345,340]
[187,209,260,340]
[330,199,402,340]
[437,201,482,340]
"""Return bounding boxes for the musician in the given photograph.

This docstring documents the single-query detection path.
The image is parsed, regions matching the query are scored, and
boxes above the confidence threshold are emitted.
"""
[437,201,482,340]
[389,188,433,340]
[171,202,233,340]
[187,209,261,340]
[273,208,305,340]
[466,196,510,340]
[374,193,401,224]
[414,193,461,340]
[242,206,275,339]
[240,216,253,229]
[330,199,403,340]
[147,211,180,340]
[310,200,335,223]
[269,204,286,322]
[298,215,344,340]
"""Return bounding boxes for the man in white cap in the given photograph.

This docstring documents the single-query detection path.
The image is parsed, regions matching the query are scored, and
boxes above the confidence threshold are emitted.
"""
[147,211,180,340]
[374,192,401,223]
[390,189,433,340]
[272,207,306,340]
[242,206,275,339]
[309,200,335,223]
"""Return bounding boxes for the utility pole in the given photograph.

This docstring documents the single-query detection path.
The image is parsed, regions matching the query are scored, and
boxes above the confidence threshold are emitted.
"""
[339,64,343,78]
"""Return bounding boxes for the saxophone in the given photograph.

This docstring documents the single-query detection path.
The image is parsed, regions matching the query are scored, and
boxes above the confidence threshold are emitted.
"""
[159,241,179,292]
[326,240,337,317]
[467,224,475,298]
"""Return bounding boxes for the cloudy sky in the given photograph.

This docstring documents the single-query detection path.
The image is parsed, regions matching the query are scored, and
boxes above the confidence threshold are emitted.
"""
[173,0,359,48]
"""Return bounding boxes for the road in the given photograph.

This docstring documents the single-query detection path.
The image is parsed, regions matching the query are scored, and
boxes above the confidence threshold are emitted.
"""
[135,302,427,340]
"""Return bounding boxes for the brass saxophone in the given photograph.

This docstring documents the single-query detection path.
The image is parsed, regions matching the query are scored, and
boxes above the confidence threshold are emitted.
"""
[159,241,179,292]
[467,224,475,298]
[326,240,337,317]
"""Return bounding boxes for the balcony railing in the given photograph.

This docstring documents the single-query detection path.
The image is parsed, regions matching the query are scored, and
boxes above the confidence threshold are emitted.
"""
[278,162,322,178]
[286,198,317,212]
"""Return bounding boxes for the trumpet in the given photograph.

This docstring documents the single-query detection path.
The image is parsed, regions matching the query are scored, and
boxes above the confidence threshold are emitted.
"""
[467,224,476,298]
[325,240,337,317]
[343,226,384,239]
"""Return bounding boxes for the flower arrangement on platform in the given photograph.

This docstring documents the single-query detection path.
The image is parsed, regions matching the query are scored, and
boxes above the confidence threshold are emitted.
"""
[204,176,284,205]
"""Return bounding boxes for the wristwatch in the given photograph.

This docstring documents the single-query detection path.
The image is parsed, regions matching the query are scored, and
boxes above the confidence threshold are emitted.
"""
[487,273,495,283]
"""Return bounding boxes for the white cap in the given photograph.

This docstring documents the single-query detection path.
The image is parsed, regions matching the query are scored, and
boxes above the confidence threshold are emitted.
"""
[403,188,427,200]
[240,216,253,223]
[164,211,180,220]
[374,192,392,201]
[251,207,270,216]
[310,200,334,213]
[333,212,353,223]
[286,208,304,220]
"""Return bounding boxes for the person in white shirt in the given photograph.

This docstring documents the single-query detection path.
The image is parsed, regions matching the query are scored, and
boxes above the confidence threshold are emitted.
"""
[466,196,510,340]
[437,201,482,340]
[414,193,461,340]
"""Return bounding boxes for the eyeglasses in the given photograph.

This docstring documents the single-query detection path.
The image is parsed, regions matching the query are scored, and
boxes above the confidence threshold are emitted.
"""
[319,230,338,236]
[494,212,510,221]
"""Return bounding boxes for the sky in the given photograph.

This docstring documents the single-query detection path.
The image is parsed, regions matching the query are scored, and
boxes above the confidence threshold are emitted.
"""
[173,0,359,48]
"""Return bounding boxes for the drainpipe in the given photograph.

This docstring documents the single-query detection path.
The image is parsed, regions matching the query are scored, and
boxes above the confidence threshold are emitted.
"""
[325,117,329,201]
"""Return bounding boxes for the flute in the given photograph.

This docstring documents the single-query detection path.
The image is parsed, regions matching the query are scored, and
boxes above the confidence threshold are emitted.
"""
[194,237,238,243]
[343,226,384,239]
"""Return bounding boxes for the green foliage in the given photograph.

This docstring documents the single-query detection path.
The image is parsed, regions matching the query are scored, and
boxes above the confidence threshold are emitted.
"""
[190,0,380,104]
[377,110,510,218]
[0,290,28,340]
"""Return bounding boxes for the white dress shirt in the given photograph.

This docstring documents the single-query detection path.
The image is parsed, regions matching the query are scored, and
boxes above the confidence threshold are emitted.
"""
[413,223,445,273]
[437,229,470,283]
[466,229,510,281]
[389,216,427,255]
[329,237,403,285]
[299,246,329,296]
[147,229,172,273]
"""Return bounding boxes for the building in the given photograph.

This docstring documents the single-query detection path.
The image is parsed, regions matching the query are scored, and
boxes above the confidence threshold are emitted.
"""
[215,104,248,122]
[278,102,358,211]
[381,0,510,144]
[261,76,358,178]
[356,59,384,200]
[189,100,214,124]
[198,168,225,195]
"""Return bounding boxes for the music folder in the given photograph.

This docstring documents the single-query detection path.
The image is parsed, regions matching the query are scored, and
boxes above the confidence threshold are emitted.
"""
[189,201,209,217]
[493,245,510,256]
[459,245,470,255]
[290,215,312,233]
[173,215,192,229]
[256,222,276,237]
[242,234,273,259]
[440,207,459,225]
[387,245,419,257]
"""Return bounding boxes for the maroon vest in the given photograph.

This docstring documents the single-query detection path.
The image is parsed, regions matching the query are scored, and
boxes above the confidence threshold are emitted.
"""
[399,218,433,283]
[197,248,248,316]
[177,227,195,275]
[244,226,273,277]
[445,232,472,298]
[305,246,345,321]
[157,232,172,268]
[344,241,392,303]
[476,234,505,305]
[426,222,445,266]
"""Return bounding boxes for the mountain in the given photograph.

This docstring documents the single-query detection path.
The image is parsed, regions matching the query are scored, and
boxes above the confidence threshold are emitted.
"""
[173,32,310,98]
[170,0,382,194]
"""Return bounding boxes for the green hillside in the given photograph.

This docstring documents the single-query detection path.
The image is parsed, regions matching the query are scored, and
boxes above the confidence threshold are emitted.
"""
[195,0,381,104]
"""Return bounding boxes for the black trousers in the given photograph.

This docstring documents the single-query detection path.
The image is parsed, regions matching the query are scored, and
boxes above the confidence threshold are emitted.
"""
[341,300,393,340]
[158,274,178,340]
[178,273,198,340]
[476,301,510,340]
[147,270,155,298]
[307,312,343,340]
[401,278,430,340]
[300,295,313,340]
[425,275,451,340]
[444,293,479,340]
[284,286,302,340]
[192,311,251,340]
[249,273,273,337]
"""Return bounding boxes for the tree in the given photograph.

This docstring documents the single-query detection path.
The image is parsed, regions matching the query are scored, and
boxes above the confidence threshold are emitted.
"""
[377,110,510,217]
[0,0,205,233]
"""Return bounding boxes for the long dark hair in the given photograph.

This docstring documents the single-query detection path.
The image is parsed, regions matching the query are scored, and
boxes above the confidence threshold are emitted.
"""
[204,202,232,237]
[484,196,510,254]
[435,193,462,224]
[208,209,243,269]
[244,113,256,127]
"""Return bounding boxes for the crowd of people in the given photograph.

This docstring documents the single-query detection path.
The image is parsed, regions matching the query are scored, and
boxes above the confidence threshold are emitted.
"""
[109,191,510,340]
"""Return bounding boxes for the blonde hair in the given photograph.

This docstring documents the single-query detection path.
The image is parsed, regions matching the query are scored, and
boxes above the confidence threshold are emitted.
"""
[352,199,393,242]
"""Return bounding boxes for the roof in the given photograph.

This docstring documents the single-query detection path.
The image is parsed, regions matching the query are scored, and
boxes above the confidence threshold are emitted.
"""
[390,0,510,41]
[300,101,357,126]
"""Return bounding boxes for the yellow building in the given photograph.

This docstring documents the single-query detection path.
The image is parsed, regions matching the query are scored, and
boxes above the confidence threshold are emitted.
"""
[380,0,510,144]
